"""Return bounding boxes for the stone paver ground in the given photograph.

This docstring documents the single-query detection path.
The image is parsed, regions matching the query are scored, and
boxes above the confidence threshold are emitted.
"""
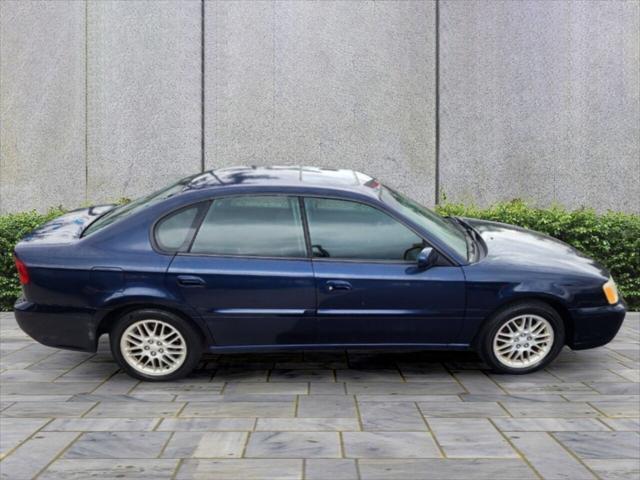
[0,311,638,479]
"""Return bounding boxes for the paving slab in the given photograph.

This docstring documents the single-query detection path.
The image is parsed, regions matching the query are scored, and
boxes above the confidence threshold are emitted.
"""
[0,310,637,479]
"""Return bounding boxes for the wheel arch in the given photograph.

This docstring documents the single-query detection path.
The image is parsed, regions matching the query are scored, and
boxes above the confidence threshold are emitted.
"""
[472,294,573,348]
[95,299,212,348]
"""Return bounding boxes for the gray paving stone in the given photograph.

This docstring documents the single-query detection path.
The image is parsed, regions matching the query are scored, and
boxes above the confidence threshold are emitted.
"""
[589,382,640,395]
[157,417,256,431]
[583,459,640,480]
[162,431,247,458]
[428,418,517,458]
[453,371,505,394]
[245,431,341,458]
[212,369,269,382]
[39,459,179,479]
[492,418,609,432]
[418,401,508,417]
[506,432,596,479]
[175,459,302,480]
[501,401,600,417]
[43,418,160,432]
[601,418,640,431]
[0,431,78,479]
[269,369,335,382]
[591,401,640,417]
[461,393,567,402]
[336,369,404,382]
[0,311,638,479]
[309,382,347,394]
[0,382,100,395]
[358,458,538,479]
[554,431,640,459]
[346,382,463,395]
[86,401,185,418]
[0,417,50,459]
[256,417,359,431]
[181,401,294,418]
[305,459,358,480]
[357,394,462,403]
[1,401,95,418]
[297,395,357,417]
[343,431,440,458]
[501,382,595,393]
[63,431,171,459]
[359,401,427,430]
[223,382,308,395]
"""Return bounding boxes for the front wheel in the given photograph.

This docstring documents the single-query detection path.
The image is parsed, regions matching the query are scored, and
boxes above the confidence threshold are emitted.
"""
[110,309,202,381]
[477,301,565,374]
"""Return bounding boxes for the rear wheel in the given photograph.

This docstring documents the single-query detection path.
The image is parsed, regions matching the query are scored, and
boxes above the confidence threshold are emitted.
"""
[478,301,565,374]
[110,309,202,381]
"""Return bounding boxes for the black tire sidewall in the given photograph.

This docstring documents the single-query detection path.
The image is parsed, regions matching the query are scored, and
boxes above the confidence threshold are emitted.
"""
[479,301,565,374]
[110,308,203,382]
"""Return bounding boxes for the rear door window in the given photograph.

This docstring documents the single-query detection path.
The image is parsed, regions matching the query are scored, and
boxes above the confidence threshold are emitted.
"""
[190,196,307,258]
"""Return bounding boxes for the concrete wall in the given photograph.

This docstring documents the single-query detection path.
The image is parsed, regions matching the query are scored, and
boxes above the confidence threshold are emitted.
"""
[1,0,638,213]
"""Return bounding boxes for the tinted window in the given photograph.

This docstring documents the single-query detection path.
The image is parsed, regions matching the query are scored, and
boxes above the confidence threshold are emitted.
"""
[381,187,468,259]
[155,205,201,252]
[191,196,306,257]
[304,198,425,261]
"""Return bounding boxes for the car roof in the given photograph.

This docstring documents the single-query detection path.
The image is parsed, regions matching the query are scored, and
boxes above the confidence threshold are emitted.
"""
[182,166,382,199]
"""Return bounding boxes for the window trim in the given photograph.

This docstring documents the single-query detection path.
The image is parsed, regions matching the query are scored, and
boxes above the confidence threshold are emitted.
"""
[150,192,455,265]
[300,196,442,265]
[150,200,211,255]
[185,194,309,259]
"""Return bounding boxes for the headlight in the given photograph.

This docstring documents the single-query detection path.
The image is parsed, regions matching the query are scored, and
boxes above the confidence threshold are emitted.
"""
[602,277,619,305]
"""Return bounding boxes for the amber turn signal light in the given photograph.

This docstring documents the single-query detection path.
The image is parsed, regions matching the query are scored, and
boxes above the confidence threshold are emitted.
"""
[602,278,619,305]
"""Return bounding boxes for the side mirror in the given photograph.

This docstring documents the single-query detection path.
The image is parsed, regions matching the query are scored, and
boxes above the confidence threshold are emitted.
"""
[417,247,438,269]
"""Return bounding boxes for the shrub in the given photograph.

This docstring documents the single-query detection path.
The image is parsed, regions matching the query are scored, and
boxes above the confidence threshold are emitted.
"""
[0,200,638,310]
[436,200,639,309]
[0,208,65,311]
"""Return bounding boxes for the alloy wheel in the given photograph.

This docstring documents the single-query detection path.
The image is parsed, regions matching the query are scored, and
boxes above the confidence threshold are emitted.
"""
[492,314,554,369]
[119,319,187,376]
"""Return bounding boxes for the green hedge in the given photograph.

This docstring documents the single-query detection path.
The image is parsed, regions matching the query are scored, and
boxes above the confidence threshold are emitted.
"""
[1,201,638,311]
[0,208,64,310]
[436,200,639,309]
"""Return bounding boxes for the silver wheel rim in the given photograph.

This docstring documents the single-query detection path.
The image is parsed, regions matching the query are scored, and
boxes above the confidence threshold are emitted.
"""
[120,320,187,376]
[492,314,554,369]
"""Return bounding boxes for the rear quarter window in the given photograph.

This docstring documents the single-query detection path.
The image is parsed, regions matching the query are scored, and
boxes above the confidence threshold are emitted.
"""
[154,204,205,252]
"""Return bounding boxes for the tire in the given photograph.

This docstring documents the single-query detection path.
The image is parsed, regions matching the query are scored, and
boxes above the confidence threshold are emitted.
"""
[477,300,565,374]
[110,308,203,381]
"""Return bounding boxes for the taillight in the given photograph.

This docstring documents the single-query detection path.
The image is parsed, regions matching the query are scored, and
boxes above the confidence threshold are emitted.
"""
[13,255,30,285]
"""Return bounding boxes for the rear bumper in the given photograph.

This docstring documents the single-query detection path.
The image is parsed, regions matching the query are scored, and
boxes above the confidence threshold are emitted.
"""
[567,302,626,350]
[14,299,99,352]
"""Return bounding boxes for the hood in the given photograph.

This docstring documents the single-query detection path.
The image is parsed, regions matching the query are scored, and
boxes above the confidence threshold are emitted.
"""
[463,218,609,280]
[17,205,116,246]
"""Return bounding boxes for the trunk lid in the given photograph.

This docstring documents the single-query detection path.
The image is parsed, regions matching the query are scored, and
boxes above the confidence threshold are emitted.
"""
[17,205,116,246]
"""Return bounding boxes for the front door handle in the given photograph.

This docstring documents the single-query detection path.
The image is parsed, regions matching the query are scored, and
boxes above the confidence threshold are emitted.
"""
[326,280,352,292]
[177,275,206,287]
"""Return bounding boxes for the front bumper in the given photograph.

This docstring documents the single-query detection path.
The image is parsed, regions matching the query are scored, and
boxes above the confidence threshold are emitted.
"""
[567,302,626,350]
[14,299,99,352]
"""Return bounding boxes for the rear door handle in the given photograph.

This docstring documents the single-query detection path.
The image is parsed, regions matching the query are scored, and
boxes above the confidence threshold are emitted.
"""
[326,280,352,292]
[177,275,205,287]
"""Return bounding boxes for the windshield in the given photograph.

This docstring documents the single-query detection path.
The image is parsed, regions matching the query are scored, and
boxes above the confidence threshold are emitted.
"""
[380,186,469,260]
[82,178,193,236]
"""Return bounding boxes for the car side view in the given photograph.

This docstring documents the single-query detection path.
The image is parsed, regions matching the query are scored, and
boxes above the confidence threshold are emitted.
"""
[13,166,626,381]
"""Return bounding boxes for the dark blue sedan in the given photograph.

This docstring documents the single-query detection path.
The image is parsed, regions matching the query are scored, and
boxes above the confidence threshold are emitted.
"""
[13,166,626,380]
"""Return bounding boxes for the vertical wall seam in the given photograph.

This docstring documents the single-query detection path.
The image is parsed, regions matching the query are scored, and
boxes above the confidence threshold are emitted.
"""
[200,0,205,173]
[84,0,89,202]
[434,0,440,205]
